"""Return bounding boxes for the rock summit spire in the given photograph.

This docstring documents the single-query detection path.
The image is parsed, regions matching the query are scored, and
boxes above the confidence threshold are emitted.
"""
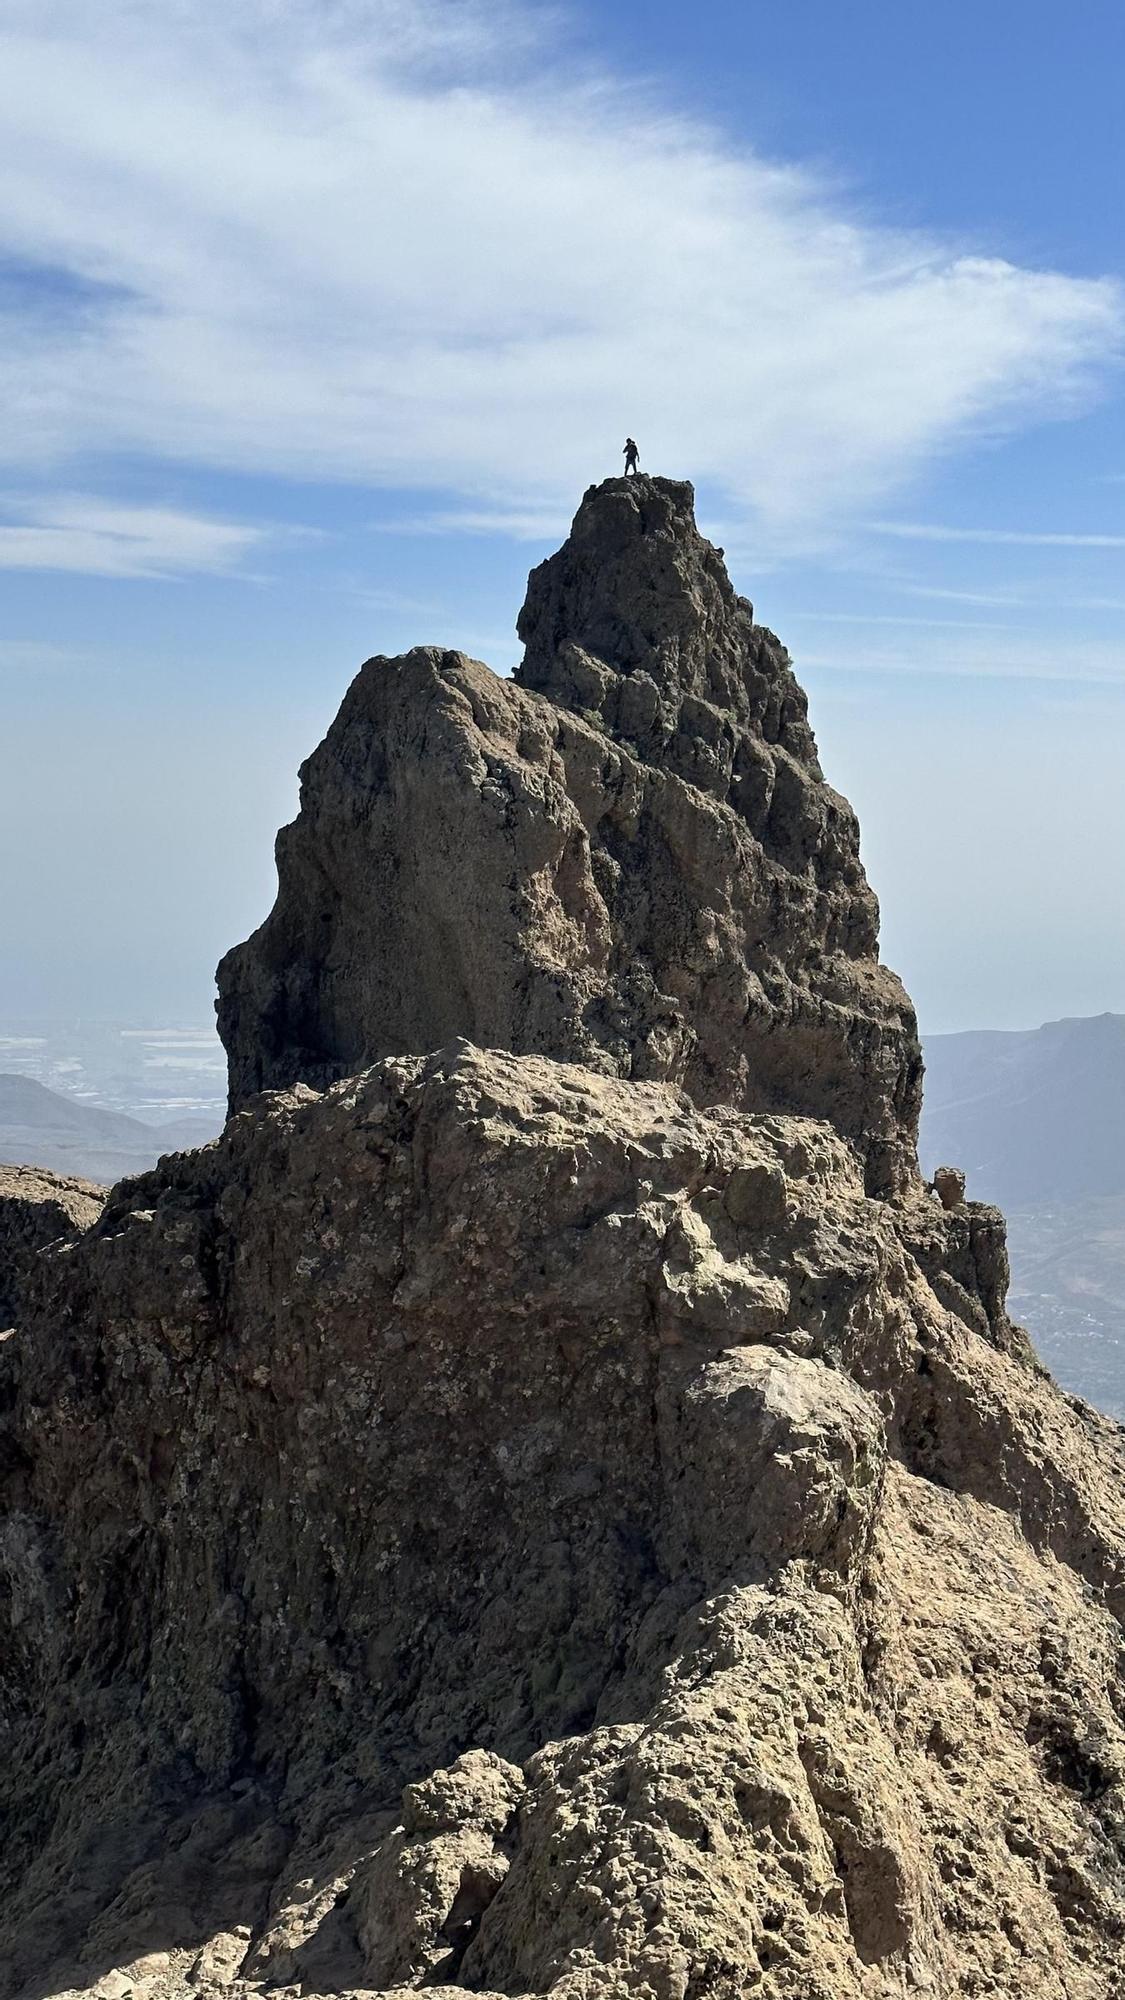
[218,476,921,1190]
[517,475,817,769]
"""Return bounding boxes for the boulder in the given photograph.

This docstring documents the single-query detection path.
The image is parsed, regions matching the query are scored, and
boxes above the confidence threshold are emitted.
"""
[933,1163,967,1211]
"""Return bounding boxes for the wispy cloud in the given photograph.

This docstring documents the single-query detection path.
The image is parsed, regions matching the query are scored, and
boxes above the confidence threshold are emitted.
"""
[0,637,88,670]
[888,581,1036,608]
[0,0,1121,543]
[1059,597,1125,612]
[0,496,271,577]
[847,576,1125,617]
[376,505,574,540]
[892,581,1125,615]
[800,635,1125,686]
[869,521,1125,548]
[788,609,1011,631]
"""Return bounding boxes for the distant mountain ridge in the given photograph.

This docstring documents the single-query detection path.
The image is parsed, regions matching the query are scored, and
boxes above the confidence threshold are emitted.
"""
[921,1012,1125,1421]
[0,1073,221,1185]
[920,1011,1125,1204]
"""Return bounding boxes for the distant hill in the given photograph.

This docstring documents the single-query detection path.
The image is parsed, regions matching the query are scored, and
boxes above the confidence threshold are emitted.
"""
[0,1073,222,1186]
[920,1014,1125,1420]
[920,1012,1125,1204]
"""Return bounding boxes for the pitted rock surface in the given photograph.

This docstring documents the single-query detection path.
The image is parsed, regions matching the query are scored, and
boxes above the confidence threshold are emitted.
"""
[2,1047,1125,1998]
[5,480,1125,2000]
[0,1161,105,1327]
[515,475,818,771]
[217,478,920,1193]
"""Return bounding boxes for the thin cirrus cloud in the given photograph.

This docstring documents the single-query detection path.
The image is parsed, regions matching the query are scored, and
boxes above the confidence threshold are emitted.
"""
[0,638,88,670]
[891,581,1125,614]
[869,522,1125,548]
[0,497,269,579]
[0,0,1122,556]
[799,631,1125,686]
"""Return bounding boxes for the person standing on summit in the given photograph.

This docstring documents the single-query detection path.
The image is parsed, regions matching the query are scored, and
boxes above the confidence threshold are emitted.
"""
[623,437,640,476]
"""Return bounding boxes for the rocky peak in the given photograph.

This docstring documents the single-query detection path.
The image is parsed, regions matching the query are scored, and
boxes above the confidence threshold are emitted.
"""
[5,479,1125,2000]
[516,475,818,785]
[216,479,922,1191]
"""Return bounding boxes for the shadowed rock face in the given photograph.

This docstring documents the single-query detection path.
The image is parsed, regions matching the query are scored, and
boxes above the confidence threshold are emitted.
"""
[217,477,921,1193]
[0,1163,104,1328]
[5,478,1125,2000]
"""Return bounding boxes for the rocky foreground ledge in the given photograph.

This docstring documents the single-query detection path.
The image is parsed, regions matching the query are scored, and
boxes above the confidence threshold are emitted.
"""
[3,480,1125,1999]
[0,1163,104,1327]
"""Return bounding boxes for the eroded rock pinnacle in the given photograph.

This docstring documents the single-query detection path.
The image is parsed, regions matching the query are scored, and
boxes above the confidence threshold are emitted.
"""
[217,476,921,1193]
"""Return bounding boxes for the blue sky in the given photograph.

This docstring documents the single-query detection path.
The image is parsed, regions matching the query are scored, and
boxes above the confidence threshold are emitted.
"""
[3,0,1125,1034]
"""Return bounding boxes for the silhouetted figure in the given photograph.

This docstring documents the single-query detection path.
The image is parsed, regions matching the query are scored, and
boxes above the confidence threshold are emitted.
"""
[623,437,640,476]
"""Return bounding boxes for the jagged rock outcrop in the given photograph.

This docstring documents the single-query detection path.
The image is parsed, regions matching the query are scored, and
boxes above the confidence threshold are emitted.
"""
[2,1048,1124,1999]
[217,478,920,1195]
[0,1162,105,1327]
[4,478,1125,2000]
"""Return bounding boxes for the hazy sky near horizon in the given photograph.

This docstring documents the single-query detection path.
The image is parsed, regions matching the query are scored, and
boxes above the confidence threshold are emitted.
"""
[3,0,1125,1035]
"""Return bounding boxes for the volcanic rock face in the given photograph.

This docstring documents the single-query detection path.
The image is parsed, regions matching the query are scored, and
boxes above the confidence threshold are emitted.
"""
[217,478,920,1195]
[4,478,1125,2000]
[0,1162,105,1327]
